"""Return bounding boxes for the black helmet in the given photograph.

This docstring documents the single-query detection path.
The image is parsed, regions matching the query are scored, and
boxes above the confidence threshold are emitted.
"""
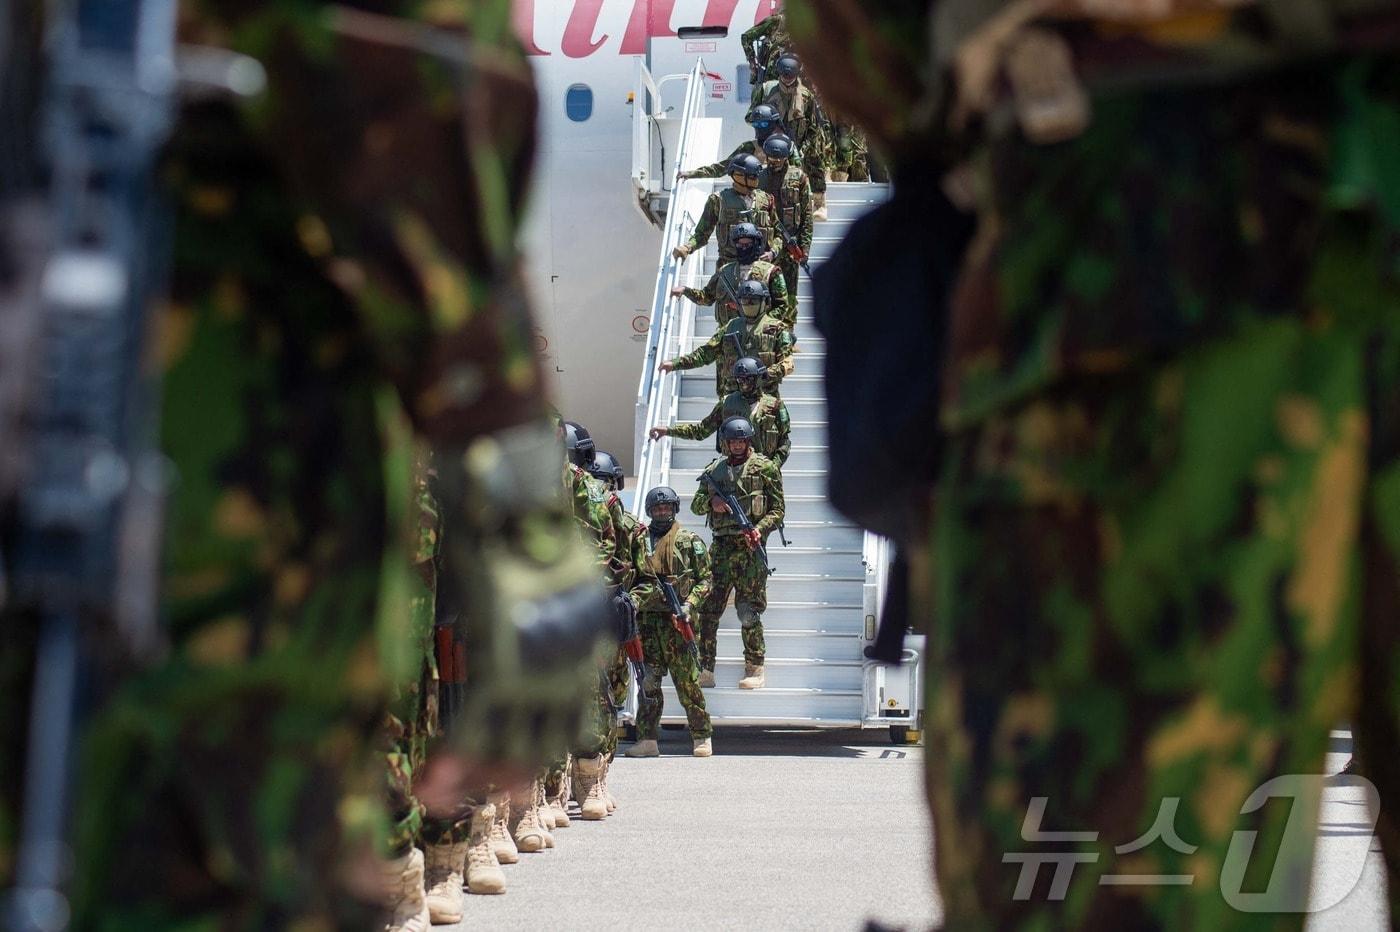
[746,103,781,140]
[644,485,681,516]
[728,153,762,179]
[720,416,756,442]
[737,278,768,304]
[776,54,800,79]
[762,134,793,161]
[563,420,595,467]
[729,222,764,248]
[587,450,624,491]
[732,356,765,383]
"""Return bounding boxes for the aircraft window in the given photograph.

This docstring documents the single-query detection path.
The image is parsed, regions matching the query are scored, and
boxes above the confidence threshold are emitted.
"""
[565,84,593,122]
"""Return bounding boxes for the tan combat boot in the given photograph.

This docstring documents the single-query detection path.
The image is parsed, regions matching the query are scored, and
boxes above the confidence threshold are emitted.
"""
[813,191,828,221]
[602,755,618,813]
[465,805,506,895]
[698,669,716,688]
[625,738,659,757]
[693,737,713,757]
[511,780,549,853]
[738,663,766,689]
[383,848,431,932]
[829,169,850,182]
[572,755,609,821]
[549,767,572,829]
[487,791,519,865]
[421,840,467,923]
[535,780,558,846]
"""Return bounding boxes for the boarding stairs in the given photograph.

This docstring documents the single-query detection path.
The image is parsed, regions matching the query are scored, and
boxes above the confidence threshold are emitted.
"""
[631,61,921,738]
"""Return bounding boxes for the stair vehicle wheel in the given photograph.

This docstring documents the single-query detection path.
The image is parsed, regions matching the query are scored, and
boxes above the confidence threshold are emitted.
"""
[889,725,909,745]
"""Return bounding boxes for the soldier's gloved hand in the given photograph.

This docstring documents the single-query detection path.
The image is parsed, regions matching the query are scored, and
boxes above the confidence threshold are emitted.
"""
[435,420,613,772]
[672,244,691,260]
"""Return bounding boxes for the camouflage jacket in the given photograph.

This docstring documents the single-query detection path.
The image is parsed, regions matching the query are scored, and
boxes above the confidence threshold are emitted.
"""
[566,464,632,589]
[683,259,789,326]
[670,311,795,397]
[742,13,792,72]
[689,139,762,180]
[669,389,791,467]
[760,163,814,254]
[760,79,823,154]
[691,452,786,537]
[628,524,713,616]
[683,187,778,263]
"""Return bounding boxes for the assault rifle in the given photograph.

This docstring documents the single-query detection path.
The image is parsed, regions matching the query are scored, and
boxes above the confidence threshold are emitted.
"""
[715,263,743,320]
[750,36,770,89]
[6,1,180,926]
[658,577,702,668]
[772,213,812,278]
[617,589,654,719]
[698,471,773,574]
[434,616,466,734]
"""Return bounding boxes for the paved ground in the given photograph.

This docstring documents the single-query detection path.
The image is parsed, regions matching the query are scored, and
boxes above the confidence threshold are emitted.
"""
[445,728,1387,931]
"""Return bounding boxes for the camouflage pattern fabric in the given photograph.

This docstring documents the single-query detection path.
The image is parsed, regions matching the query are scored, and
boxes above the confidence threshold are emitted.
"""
[760,160,813,319]
[829,123,869,180]
[788,1,1400,923]
[689,139,764,180]
[669,311,795,398]
[0,3,607,927]
[682,258,790,328]
[630,523,714,739]
[691,454,785,669]
[682,187,779,265]
[759,79,829,194]
[742,12,794,105]
[669,390,792,468]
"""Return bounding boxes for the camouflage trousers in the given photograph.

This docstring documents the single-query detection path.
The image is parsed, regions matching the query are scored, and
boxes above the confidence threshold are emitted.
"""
[607,644,630,719]
[926,306,1400,926]
[572,668,618,759]
[697,533,769,668]
[635,612,712,740]
[776,256,800,328]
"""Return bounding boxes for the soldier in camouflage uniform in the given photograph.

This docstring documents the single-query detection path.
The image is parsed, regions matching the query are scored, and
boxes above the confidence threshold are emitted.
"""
[691,418,785,689]
[662,279,795,399]
[828,123,869,182]
[742,11,794,105]
[791,0,1400,925]
[758,134,813,321]
[758,54,829,218]
[671,222,790,327]
[652,357,792,470]
[671,154,778,266]
[679,105,787,180]
[623,486,715,756]
[0,4,612,928]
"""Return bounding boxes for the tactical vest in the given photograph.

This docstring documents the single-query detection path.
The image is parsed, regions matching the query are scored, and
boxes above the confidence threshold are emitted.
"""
[714,188,776,262]
[714,260,782,326]
[762,81,815,146]
[763,166,808,232]
[715,313,786,396]
[638,526,705,606]
[719,391,783,460]
[702,456,771,536]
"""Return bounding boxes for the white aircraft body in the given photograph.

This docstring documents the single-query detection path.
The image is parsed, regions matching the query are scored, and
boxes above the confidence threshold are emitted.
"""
[515,0,779,472]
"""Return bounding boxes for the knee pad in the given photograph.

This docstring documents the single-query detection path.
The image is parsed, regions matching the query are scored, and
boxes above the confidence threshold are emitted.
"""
[736,602,761,627]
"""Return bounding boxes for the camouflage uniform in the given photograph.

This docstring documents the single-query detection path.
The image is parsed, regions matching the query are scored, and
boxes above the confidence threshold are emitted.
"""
[682,258,791,328]
[0,4,607,927]
[688,140,766,180]
[791,0,1400,925]
[829,123,869,181]
[759,160,813,320]
[669,311,795,399]
[605,491,641,715]
[742,13,794,105]
[759,79,828,195]
[691,454,785,670]
[681,187,779,265]
[629,524,714,740]
[669,389,792,468]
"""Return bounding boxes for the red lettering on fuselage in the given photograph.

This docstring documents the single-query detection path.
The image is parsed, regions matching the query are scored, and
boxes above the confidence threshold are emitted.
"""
[619,0,677,54]
[513,0,550,55]
[561,0,610,57]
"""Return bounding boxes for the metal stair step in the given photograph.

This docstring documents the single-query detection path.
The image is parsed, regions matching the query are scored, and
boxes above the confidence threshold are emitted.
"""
[677,396,826,420]
[655,683,864,724]
[696,658,865,690]
[679,372,825,401]
[670,444,829,472]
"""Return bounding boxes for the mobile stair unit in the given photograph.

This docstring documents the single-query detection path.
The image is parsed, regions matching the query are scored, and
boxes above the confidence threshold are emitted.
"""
[630,61,922,741]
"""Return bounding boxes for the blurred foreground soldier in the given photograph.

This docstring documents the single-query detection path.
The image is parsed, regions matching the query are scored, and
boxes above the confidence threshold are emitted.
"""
[671,222,789,326]
[624,487,714,755]
[671,153,777,265]
[679,104,786,180]
[758,134,813,320]
[0,3,611,928]
[652,358,792,470]
[691,418,784,689]
[791,0,1400,925]
[662,279,794,398]
[759,54,829,219]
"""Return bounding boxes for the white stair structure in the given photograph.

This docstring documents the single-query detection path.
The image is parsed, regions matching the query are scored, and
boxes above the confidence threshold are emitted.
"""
[630,62,921,739]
